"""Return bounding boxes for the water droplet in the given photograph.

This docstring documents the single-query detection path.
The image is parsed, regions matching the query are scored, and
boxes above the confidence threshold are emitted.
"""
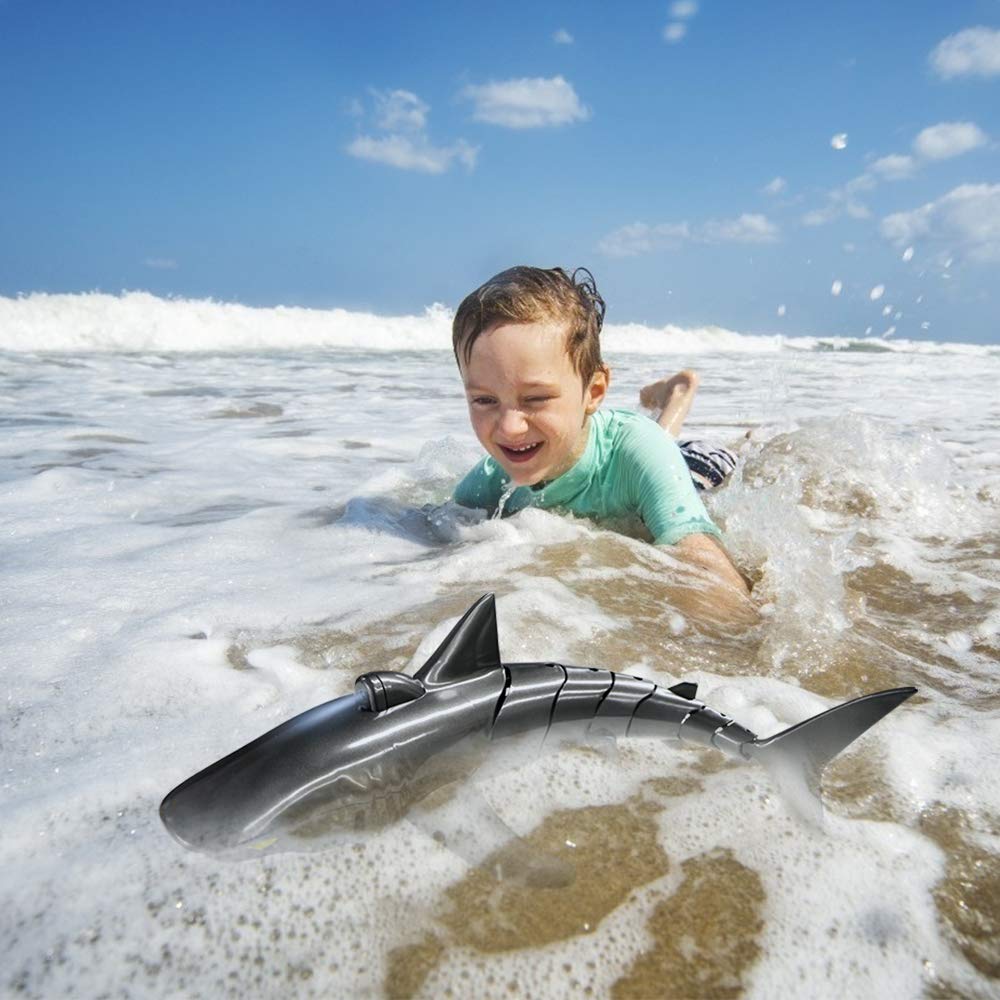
[831,133,848,150]
[493,484,517,519]
[830,280,843,296]
[902,246,914,262]
[869,284,885,301]
[777,304,786,317]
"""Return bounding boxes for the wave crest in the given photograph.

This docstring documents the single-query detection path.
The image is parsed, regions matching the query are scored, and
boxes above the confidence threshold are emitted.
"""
[0,291,989,356]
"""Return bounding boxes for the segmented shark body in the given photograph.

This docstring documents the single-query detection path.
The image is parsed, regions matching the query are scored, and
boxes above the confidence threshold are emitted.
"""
[160,595,915,856]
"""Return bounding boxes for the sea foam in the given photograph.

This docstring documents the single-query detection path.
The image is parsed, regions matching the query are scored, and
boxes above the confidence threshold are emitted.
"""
[1,290,994,355]
[2,324,998,997]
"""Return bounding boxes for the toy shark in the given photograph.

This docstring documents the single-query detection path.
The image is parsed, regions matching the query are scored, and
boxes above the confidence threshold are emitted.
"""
[160,594,916,860]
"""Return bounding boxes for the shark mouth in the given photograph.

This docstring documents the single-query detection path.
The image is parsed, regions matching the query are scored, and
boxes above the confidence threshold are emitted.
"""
[499,442,543,463]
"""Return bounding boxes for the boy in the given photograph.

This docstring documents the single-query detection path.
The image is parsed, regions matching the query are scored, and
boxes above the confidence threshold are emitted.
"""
[451,266,752,617]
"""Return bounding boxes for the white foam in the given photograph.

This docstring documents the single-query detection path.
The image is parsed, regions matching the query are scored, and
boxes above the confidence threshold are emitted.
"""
[1,290,995,356]
[2,341,998,997]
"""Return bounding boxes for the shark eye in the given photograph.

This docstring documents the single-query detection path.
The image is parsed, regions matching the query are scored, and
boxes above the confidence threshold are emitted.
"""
[355,671,426,712]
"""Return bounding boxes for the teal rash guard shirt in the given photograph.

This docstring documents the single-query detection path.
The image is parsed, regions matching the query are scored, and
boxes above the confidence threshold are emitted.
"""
[453,408,721,545]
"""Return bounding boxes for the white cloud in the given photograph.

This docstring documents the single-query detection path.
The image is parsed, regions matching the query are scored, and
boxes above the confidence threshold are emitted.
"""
[871,154,915,180]
[880,183,1000,262]
[145,258,178,270]
[830,133,848,150]
[802,173,875,225]
[598,213,777,256]
[930,26,1000,79]
[802,207,836,227]
[803,119,988,225]
[347,135,478,174]
[913,121,988,161]
[347,87,477,174]
[553,28,574,45]
[700,213,779,243]
[462,76,589,128]
[372,89,428,132]
[597,222,691,257]
[671,1,699,17]
[762,176,787,195]
[663,22,687,43]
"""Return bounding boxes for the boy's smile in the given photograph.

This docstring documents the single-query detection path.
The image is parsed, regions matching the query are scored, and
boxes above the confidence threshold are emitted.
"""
[460,320,608,487]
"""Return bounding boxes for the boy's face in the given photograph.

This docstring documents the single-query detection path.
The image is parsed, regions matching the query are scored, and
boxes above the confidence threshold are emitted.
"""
[460,320,608,487]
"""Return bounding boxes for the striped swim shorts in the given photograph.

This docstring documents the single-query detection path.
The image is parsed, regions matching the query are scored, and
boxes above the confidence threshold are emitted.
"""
[678,440,738,491]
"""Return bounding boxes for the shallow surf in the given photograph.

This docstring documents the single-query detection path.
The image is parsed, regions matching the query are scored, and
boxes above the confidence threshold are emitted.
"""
[2,314,998,997]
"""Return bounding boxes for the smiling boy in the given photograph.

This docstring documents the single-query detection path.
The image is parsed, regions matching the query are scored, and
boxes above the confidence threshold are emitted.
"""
[451,266,752,616]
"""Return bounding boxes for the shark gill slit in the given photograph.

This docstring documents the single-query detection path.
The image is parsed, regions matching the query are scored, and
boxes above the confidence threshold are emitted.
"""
[545,664,570,740]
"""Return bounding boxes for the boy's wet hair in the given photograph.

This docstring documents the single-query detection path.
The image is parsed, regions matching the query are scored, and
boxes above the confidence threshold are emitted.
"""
[452,266,609,385]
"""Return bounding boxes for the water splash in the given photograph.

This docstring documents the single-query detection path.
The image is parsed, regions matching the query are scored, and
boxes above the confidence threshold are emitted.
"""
[493,483,518,520]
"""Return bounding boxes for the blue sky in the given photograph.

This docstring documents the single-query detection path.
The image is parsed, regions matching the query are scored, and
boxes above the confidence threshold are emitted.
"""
[1,1,998,342]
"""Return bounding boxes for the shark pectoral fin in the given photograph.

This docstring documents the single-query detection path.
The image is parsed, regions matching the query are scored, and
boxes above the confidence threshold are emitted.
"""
[408,782,575,888]
[582,731,621,763]
[490,842,575,889]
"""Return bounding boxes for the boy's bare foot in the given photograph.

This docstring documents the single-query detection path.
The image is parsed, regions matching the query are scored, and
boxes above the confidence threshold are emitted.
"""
[640,369,700,437]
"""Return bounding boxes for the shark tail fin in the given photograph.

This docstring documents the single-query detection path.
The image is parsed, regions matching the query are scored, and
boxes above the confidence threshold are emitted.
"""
[744,687,916,825]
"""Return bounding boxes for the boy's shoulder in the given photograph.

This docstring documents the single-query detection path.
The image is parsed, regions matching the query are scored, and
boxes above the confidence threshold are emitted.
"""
[594,407,675,457]
[596,406,659,433]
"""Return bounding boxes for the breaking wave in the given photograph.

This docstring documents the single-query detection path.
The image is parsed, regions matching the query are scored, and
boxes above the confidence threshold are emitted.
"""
[0,290,993,356]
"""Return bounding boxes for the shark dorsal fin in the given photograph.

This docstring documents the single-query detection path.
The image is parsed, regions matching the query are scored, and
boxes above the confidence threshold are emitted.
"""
[414,594,501,686]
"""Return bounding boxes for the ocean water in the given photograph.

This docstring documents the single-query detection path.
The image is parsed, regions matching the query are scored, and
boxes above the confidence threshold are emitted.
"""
[2,293,999,999]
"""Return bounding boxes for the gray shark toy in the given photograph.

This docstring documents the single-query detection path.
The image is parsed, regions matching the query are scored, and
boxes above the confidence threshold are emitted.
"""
[160,594,916,858]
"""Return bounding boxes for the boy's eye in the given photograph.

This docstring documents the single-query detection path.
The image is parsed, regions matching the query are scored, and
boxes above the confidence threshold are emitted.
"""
[470,396,496,407]
[525,396,554,404]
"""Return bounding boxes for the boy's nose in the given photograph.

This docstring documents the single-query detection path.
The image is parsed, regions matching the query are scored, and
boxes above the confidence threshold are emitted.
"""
[498,407,529,436]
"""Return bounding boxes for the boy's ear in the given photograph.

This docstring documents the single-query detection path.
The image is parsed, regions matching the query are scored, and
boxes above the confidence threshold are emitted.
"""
[584,367,610,415]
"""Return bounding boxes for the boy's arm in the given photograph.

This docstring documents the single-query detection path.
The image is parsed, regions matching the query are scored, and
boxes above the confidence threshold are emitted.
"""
[674,533,750,593]
[670,533,757,625]
[620,418,755,624]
